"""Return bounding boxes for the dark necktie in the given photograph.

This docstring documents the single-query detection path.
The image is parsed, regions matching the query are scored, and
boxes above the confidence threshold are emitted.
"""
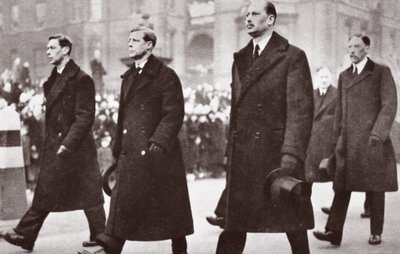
[253,44,260,61]
[354,66,358,76]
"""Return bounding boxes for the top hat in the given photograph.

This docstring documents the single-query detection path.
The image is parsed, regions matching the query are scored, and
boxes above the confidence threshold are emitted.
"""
[102,163,117,197]
[265,167,311,205]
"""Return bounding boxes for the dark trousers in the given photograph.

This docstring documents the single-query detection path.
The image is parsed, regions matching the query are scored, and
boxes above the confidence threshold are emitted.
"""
[96,233,187,254]
[216,230,310,254]
[15,204,106,243]
[326,191,384,235]
[214,188,227,217]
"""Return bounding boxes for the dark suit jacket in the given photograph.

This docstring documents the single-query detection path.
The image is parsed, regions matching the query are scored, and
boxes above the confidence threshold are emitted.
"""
[305,86,337,182]
[106,54,194,241]
[32,60,103,212]
[225,32,314,232]
[332,58,397,192]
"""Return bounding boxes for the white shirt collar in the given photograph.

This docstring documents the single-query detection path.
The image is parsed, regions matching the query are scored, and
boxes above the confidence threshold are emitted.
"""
[353,57,368,74]
[135,58,148,74]
[319,87,328,96]
[57,64,66,74]
[253,33,272,55]
[57,59,70,74]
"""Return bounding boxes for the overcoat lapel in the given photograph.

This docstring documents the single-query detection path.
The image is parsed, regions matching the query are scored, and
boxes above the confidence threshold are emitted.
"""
[233,32,288,105]
[314,86,336,120]
[346,58,375,90]
[123,55,163,104]
[44,60,80,110]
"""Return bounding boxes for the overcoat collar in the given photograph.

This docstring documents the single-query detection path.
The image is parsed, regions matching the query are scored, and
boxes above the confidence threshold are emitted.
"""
[233,31,288,105]
[44,60,80,110]
[344,58,375,90]
[121,54,163,103]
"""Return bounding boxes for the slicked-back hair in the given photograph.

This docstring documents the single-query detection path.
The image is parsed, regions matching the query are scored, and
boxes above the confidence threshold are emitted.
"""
[265,1,277,25]
[48,33,73,56]
[130,26,157,48]
[349,34,371,46]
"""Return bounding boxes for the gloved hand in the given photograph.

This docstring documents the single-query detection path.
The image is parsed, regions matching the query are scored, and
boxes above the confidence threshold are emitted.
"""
[368,135,381,147]
[57,145,71,158]
[149,142,165,156]
[280,154,298,172]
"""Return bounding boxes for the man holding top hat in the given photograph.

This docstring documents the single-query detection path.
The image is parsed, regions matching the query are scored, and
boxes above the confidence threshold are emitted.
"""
[215,1,314,253]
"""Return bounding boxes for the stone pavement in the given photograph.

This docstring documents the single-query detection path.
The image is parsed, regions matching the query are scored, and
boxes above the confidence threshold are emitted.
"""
[1,176,400,253]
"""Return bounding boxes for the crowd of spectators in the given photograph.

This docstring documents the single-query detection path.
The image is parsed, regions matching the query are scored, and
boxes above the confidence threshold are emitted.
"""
[0,59,231,188]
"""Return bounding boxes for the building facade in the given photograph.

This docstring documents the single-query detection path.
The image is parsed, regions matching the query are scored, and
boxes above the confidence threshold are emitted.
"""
[0,0,399,91]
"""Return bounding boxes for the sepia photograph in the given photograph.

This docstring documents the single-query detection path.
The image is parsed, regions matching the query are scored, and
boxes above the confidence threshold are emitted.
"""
[0,0,399,253]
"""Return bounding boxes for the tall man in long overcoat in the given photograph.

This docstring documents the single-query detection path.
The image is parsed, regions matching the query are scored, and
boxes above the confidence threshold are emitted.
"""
[95,27,193,254]
[313,34,398,246]
[304,66,337,183]
[215,1,314,253]
[1,34,106,251]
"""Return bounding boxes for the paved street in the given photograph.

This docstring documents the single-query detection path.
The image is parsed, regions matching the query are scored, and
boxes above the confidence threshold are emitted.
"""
[1,175,400,253]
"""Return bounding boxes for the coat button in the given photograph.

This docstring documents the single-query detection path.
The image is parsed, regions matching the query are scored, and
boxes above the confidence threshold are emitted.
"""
[141,150,146,156]
[58,132,62,137]
[123,129,127,134]
[255,131,261,139]
[140,104,145,110]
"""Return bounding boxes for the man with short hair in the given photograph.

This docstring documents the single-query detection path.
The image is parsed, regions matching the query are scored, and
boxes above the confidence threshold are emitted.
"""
[93,26,194,254]
[216,1,314,253]
[313,34,398,246]
[0,33,106,251]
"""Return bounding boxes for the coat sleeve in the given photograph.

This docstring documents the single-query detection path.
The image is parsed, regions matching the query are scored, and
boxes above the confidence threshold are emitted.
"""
[149,69,184,151]
[112,86,124,158]
[61,75,95,151]
[370,66,397,141]
[281,50,314,162]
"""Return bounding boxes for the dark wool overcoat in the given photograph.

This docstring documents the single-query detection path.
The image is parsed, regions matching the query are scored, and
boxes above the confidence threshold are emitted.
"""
[225,32,315,233]
[32,60,104,212]
[105,55,194,241]
[331,58,398,192]
[304,86,337,182]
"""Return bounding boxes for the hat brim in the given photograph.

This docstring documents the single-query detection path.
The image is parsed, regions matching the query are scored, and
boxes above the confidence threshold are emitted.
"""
[102,163,117,197]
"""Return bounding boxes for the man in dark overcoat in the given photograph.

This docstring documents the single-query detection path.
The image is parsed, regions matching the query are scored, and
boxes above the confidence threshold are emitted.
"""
[94,27,193,254]
[215,1,314,254]
[1,34,105,251]
[304,66,337,182]
[313,34,398,246]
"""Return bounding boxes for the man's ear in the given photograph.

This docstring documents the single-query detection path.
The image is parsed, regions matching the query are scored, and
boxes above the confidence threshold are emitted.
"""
[62,46,70,56]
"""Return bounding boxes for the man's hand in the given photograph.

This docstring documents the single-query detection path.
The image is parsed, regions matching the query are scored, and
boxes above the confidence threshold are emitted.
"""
[57,145,71,157]
[280,154,298,171]
[368,135,382,147]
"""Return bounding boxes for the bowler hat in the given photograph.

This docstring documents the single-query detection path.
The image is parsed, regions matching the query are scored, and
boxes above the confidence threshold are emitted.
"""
[265,168,311,205]
[102,163,117,197]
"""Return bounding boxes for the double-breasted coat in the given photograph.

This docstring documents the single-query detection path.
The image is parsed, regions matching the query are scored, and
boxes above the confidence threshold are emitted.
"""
[331,58,398,192]
[304,86,337,182]
[225,32,315,233]
[32,60,104,212]
[105,55,194,241]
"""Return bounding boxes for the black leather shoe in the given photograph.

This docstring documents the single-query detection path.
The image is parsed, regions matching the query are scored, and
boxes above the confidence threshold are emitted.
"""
[360,210,371,218]
[206,216,225,228]
[2,230,34,251]
[368,235,381,245]
[321,207,331,215]
[313,230,342,246]
[83,240,100,247]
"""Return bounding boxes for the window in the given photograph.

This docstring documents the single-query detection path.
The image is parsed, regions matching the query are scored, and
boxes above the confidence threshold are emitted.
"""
[36,2,47,27]
[90,0,102,21]
[11,4,19,29]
